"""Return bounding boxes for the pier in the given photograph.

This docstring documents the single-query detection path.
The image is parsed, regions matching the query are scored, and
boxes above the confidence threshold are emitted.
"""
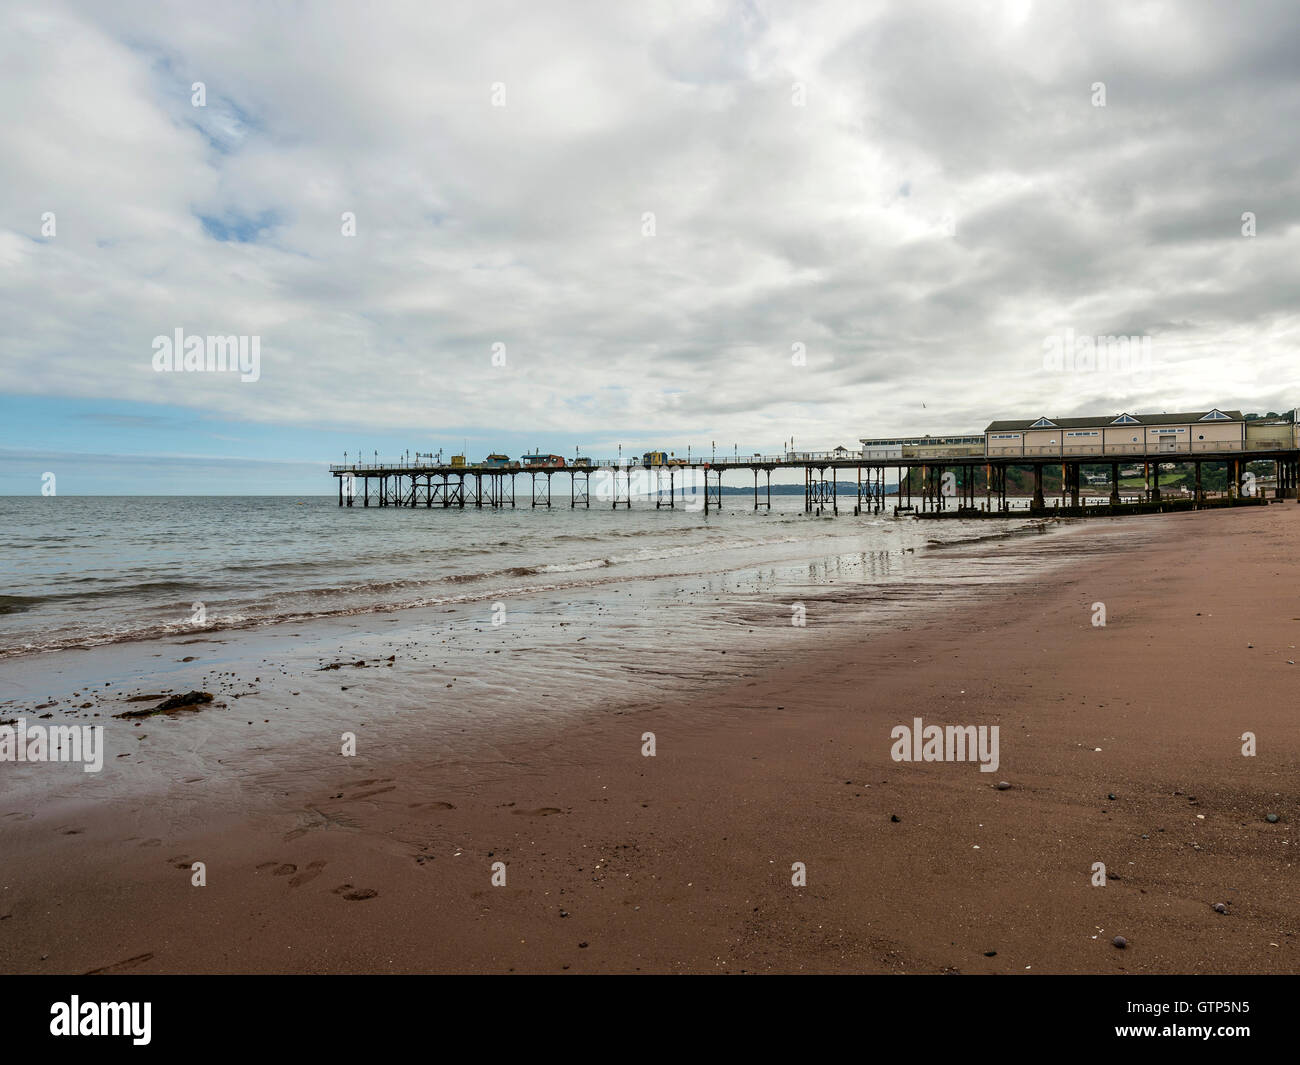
[329,408,1300,518]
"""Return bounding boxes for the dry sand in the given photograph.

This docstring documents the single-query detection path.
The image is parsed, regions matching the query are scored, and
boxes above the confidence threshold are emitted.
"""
[1,504,1297,974]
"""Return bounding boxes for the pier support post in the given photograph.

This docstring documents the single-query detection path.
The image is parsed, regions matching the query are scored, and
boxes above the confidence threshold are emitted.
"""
[1070,463,1079,509]
[1109,463,1120,506]
[1152,462,1161,502]
[1031,465,1044,512]
[1195,461,1203,505]
[705,468,723,515]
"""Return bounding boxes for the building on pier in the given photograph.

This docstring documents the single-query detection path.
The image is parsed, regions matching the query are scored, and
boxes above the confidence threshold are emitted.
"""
[856,435,985,460]
[983,409,1247,458]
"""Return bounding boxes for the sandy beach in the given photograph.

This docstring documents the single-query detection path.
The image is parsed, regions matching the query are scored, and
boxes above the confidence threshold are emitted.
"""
[1,503,1297,975]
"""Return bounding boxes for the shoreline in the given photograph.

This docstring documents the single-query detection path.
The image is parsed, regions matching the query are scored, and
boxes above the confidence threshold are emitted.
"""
[1,505,1297,973]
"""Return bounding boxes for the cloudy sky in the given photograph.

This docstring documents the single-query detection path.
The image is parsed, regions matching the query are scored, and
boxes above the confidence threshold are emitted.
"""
[2,0,1298,493]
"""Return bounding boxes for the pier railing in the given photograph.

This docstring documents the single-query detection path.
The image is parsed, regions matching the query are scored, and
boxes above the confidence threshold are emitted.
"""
[993,441,1250,459]
[332,435,1277,475]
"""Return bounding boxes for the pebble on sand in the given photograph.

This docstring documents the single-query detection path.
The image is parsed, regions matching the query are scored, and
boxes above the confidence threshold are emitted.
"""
[1265,813,1280,823]
[1112,936,1127,949]
[1212,903,1227,914]
[995,781,1011,790]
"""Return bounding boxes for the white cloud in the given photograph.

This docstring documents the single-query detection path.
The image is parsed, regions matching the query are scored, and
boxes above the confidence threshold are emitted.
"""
[2,0,1298,452]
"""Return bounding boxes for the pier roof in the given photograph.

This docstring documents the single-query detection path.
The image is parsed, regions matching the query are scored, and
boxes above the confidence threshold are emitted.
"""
[985,410,1244,432]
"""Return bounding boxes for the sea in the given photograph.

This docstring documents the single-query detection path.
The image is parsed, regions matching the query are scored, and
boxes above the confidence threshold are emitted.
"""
[0,494,1038,660]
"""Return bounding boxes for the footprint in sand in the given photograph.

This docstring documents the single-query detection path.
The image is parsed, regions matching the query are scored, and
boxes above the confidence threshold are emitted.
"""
[342,777,391,789]
[288,861,326,888]
[58,826,85,835]
[512,807,563,817]
[348,786,396,800]
[3,812,34,822]
[409,801,456,810]
[139,838,162,847]
[83,953,155,975]
[332,884,378,901]
[272,863,297,876]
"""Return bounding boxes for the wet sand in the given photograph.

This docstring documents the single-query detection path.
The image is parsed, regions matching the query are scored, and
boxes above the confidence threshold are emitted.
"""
[1,504,1297,974]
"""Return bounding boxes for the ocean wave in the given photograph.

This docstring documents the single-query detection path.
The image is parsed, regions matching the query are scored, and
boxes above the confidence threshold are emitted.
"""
[0,571,661,658]
[0,595,43,614]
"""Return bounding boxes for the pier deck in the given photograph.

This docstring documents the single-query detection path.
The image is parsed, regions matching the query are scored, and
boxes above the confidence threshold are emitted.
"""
[329,444,1299,517]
